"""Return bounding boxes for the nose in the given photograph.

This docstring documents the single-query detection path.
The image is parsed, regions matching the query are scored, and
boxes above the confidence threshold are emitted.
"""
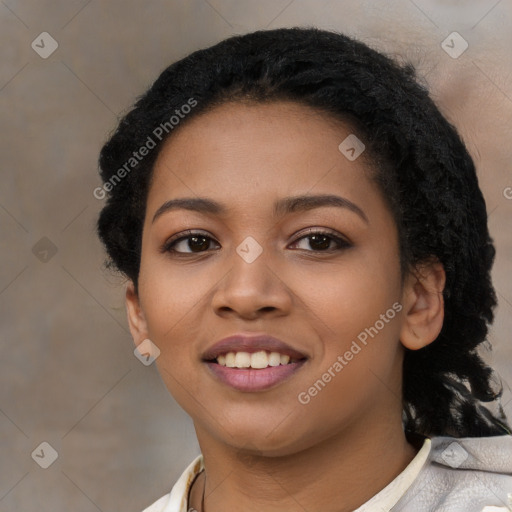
[211,246,292,320]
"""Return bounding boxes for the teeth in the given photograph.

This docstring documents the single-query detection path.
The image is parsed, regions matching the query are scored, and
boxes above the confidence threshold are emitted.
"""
[268,352,281,367]
[225,352,236,367]
[280,354,290,365]
[251,351,269,369]
[234,352,251,368]
[216,351,297,369]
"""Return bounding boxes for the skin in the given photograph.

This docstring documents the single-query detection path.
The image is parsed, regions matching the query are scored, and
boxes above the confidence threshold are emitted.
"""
[126,100,446,512]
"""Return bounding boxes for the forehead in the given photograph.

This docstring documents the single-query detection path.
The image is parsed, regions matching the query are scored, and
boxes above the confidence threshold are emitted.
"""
[147,100,379,215]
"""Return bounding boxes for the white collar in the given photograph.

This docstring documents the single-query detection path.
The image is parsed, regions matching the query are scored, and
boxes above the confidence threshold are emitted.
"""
[353,437,431,511]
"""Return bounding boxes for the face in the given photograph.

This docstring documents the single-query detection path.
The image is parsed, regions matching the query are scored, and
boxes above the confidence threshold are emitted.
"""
[128,101,412,456]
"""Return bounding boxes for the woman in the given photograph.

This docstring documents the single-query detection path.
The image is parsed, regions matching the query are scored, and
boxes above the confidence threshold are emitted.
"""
[96,27,512,512]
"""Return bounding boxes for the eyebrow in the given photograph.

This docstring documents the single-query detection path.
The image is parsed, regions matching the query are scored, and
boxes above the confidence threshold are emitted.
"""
[151,194,369,224]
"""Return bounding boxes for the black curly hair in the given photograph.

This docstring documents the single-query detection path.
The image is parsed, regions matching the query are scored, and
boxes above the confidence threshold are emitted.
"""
[96,27,510,438]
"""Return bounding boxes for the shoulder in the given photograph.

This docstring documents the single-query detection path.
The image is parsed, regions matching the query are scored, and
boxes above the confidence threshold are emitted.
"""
[394,435,512,512]
[429,435,512,473]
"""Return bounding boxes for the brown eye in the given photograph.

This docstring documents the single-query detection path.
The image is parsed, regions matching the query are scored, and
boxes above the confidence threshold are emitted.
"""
[162,231,220,254]
[289,230,352,252]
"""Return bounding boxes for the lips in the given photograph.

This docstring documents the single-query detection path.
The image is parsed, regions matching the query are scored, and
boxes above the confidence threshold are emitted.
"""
[202,333,308,362]
[202,333,308,392]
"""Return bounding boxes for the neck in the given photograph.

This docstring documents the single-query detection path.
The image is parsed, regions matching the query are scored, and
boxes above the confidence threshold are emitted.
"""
[190,415,419,512]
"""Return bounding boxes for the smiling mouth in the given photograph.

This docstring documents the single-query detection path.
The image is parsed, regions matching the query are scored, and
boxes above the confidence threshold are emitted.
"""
[204,351,308,392]
[202,333,308,391]
[207,350,306,369]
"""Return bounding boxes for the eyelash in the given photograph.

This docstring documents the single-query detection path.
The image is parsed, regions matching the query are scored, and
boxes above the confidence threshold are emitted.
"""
[161,228,352,256]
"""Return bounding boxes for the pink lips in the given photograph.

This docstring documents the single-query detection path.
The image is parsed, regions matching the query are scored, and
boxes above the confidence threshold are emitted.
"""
[202,333,308,392]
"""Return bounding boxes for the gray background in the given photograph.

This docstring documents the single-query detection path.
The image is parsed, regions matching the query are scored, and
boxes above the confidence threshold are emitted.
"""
[1,1,511,511]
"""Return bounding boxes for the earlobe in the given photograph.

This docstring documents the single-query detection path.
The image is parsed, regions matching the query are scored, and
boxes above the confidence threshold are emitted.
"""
[399,259,446,351]
[125,280,149,347]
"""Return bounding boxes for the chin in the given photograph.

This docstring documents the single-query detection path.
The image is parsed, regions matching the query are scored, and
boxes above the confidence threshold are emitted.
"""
[219,421,310,457]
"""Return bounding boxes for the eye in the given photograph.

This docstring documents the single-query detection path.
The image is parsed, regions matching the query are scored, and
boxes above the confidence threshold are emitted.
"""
[162,230,220,255]
[161,228,352,256]
[289,229,352,252]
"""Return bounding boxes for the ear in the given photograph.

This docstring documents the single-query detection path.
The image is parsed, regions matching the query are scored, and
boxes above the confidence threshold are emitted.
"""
[400,258,446,350]
[125,280,149,348]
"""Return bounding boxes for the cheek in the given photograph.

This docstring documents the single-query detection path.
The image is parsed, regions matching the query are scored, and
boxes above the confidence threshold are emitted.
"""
[140,256,212,329]
[293,251,403,396]
[137,266,209,376]
[295,253,401,335]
